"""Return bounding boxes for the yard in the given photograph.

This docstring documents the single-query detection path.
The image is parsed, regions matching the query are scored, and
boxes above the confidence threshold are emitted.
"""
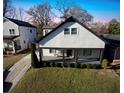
[10,67,119,93]
[3,50,30,70]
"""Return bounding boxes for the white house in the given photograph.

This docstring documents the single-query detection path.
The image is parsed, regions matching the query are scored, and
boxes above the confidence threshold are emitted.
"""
[38,16,106,64]
[3,17,37,54]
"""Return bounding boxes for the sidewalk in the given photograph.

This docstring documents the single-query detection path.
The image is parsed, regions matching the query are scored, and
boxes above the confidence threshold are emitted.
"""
[3,54,31,93]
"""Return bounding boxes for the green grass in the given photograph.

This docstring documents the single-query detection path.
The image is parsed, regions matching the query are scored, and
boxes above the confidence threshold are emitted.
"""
[3,50,29,70]
[10,68,119,93]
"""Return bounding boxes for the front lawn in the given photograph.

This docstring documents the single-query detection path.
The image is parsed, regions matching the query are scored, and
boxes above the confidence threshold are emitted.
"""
[10,67,119,93]
[3,50,30,70]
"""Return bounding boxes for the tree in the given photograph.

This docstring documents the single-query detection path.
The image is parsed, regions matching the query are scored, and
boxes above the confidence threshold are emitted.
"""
[3,0,12,17]
[68,6,93,24]
[108,19,120,34]
[27,3,52,37]
[55,0,93,24]
[31,43,39,68]
[55,0,74,20]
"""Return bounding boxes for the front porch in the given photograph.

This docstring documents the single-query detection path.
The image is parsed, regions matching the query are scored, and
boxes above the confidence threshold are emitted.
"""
[37,48,104,65]
[3,37,21,54]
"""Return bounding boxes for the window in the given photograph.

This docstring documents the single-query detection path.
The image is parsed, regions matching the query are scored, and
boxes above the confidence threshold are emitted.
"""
[83,49,92,56]
[45,30,49,35]
[9,29,15,34]
[71,28,77,35]
[64,28,70,35]
[49,49,55,53]
[30,30,32,33]
[24,40,26,44]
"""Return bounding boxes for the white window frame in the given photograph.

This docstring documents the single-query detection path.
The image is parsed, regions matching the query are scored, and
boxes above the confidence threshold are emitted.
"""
[71,28,77,35]
[64,28,70,35]
[9,29,15,34]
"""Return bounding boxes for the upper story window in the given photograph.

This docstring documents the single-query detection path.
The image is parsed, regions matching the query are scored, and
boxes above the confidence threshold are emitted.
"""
[71,28,77,35]
[45,30,49,35]
[9,29,15,34]
[30,30,32,33]
[64,28,70,35]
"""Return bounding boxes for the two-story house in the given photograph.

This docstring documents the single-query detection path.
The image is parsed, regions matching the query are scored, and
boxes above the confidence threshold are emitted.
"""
[3,17,37,54]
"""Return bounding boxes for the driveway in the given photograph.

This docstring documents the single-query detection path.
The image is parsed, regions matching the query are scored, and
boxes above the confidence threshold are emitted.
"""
[3,54,31,93]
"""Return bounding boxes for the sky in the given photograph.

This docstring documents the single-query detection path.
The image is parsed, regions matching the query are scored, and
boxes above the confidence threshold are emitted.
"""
[12,0,120,23]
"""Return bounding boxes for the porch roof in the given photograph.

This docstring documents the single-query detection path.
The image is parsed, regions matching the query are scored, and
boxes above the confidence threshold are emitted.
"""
[3,35,20,40]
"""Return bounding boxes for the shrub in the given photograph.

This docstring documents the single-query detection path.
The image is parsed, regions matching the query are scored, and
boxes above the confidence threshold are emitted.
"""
[67,63,71,67]
[70,63,74,67]
[31,43,39,68]
[52,62,55,67]
[55,62,58,67]
[101,59,109,69]
[50,62,53,67]
[92,64,97,69]
[43,63,47,67]
[81,64,86,68]
[86,64,92,69]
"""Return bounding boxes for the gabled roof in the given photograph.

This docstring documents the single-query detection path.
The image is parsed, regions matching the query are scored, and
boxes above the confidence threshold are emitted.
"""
[101,34,120,41]
[5,17,36,28]
[37,16,107,43]
[101,34,120,47]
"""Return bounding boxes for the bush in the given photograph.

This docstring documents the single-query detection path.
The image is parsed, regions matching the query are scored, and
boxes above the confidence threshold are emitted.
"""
[43,62,47,67]
[81,64,86,68]
[92,64,97,69]
[31,43,39,68]
[52,62,55,67]
[50,62,53,67]
[55,62,58,67]
[101,59,109,69]
[86,64,92,69]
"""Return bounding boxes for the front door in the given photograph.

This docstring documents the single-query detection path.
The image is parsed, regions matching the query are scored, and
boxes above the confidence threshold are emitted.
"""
[66,50,72,57]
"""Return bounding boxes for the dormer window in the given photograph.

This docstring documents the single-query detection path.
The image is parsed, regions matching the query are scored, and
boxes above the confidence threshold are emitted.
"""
[9,29,15,34]
[64,28,70,35]
[71,28,77,35]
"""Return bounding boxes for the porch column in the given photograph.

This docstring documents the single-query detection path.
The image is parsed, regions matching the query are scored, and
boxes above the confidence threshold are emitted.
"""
[75,49,78,63]
[62,49,65,63]
[39,48,42,62]
[100,49,104,63]
[12,41,15,53]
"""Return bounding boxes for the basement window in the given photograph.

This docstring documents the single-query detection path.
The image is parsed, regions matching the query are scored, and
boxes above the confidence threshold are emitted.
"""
[64,28,70,35]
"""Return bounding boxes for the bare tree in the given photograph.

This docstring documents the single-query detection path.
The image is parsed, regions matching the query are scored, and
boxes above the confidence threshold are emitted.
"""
[3,0,12,17]
[55,0,74,20]
[18,8,24,21]
[55,0,93,24]
[27,3,52,25]
[27,3,53,37]
[68,6,93,24]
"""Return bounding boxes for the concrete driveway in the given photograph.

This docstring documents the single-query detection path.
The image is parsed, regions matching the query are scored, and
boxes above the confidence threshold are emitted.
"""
[3,54,31,93]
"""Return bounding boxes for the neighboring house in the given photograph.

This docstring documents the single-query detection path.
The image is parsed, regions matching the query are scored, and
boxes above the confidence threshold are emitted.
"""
[38,16,106,64]
[3,17,37,54]
[101,34,120,65]
[42,25,57,36]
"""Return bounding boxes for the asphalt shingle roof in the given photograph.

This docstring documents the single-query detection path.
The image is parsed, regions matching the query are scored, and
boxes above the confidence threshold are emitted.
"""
[6,17,36,28]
